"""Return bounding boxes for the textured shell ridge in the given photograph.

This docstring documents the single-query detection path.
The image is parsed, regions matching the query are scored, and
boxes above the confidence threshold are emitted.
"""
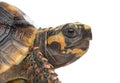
[0,2,37,74]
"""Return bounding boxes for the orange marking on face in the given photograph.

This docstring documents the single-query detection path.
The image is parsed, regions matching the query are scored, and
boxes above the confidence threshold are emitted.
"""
[64,48,85,57]
[84,25,91,30]
[47,32,66,50]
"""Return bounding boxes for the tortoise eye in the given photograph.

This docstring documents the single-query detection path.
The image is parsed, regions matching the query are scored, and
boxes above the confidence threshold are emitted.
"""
[63,28,77,38]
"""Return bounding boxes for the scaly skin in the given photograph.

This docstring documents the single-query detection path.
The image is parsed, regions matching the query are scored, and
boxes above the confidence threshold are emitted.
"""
[0,47,61,83]
[0,2,92,83]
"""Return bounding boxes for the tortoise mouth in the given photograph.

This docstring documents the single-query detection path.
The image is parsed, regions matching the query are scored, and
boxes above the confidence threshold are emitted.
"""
[44,39,90,68]
[45,46,78,68]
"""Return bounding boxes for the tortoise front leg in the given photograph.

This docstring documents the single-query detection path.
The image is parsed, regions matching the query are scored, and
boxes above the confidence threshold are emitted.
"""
[7,79,26,83]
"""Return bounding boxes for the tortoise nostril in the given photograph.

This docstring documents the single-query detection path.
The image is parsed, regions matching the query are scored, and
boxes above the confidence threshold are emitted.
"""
[84,25,91,30]
[83,29,92,40]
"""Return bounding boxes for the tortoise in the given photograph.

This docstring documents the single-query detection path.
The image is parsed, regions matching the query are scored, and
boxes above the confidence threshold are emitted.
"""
[0,2,92,83]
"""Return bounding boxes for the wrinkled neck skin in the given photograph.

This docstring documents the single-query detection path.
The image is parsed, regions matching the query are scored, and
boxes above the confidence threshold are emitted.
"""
[34,28,47,58]
[34,28,70,68]
[34,28,63,68]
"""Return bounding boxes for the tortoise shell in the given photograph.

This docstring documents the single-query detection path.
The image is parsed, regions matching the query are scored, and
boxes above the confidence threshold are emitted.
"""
[0,2,37,74]
[0,2,92,83]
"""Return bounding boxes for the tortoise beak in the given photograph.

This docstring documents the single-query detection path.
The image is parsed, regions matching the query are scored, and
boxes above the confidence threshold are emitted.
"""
[83,25,92,40]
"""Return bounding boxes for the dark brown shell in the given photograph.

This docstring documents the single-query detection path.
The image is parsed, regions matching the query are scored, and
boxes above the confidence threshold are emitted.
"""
[0,2,37,73]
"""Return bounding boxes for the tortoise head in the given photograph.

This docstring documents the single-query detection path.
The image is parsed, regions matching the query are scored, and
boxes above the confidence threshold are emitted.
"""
[36,22,92,68]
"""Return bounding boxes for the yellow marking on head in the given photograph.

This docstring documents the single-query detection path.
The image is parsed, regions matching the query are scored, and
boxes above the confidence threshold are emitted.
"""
[84,25,91,30]
[47,32,66,50]
[63,48,85,57]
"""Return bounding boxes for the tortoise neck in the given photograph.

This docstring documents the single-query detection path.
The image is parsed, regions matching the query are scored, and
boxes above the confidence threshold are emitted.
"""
[33,28,48,56]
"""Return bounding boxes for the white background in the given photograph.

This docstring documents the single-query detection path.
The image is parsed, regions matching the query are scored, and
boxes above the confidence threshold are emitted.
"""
[1,0,120,83]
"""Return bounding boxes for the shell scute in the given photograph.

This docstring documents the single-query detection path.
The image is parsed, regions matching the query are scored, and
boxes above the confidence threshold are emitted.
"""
[0,2,37,73]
